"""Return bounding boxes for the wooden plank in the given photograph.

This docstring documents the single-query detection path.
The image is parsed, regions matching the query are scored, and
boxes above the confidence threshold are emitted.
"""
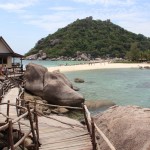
[39,141,92,150]
[42,136,91,146]
[39,131,89,139]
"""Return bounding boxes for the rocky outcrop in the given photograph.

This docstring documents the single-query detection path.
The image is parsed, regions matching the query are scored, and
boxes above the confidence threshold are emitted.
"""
[43,72,84,106]
[94,106,150,150]
[24,63,47,97]
[85,100,115,110]
[76,51,90,61]
[24,63,84,106]
[26,50,47,60]
[52,70,73,88]
[74,78,85,83]
[49,39,61,46]
[26,53,38,60]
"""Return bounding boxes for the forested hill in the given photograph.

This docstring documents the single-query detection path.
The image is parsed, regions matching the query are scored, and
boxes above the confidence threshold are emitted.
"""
[26,17,150,59]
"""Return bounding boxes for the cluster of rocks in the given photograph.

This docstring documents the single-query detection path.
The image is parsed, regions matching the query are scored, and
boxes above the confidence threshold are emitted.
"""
[26,50,47,60]
[74,78,85,83]
[139,66,150,69]
[37,38,61,47]
[24,92,69,116]
[25,50,91,61]
[24,63,84,106]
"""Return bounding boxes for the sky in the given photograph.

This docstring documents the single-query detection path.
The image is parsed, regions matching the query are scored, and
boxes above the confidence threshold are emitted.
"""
[0,0,150,55]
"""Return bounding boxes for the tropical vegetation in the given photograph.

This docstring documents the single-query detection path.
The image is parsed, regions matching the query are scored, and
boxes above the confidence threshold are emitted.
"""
[25,17,150,61]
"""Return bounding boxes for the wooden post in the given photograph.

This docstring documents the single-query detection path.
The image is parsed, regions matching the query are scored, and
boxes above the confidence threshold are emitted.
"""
[2,86,4,95]
[34,100,40,148]
[34,100,36,122]
[35,111,39,146]
[16,98,22,141]
[22,89,24,99]
[82,103,91,134]
[91,117,97,150]
[7,100,10,122]
[27,102,38,150]
[9,120,14,150]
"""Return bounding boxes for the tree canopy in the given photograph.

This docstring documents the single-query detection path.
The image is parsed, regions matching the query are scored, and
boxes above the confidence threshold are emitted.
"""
[25,17,150,60]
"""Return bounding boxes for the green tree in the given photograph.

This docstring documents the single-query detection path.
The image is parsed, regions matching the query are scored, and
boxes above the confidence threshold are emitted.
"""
[126,42,140,61]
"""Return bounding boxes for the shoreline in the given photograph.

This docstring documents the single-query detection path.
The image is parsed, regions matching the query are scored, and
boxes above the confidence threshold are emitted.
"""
[47,62,150,72]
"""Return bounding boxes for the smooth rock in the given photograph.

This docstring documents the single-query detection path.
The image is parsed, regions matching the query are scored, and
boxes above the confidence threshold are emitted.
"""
[24,63,47,97]
[74,78,85,83]
[43,72,84,106]
[24,63,84,106]
[94,106,150,150]
[85,100,115,110]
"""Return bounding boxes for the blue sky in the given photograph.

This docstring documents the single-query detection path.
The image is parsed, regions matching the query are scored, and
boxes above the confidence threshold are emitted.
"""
[0,0,150,55]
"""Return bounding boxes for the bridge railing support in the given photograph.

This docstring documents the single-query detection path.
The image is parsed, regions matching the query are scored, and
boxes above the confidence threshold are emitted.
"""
[83,104,116,150]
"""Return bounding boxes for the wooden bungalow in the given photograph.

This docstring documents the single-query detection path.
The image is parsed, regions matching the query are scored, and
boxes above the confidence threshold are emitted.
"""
[0,36,23,76]
[0,36,23,67]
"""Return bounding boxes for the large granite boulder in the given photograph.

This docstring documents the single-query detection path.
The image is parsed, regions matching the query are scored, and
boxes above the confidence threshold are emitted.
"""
[24,63,84,106]
[43,72,84,106]
[95,106,150,150]
[24,63,47,97]
[52,70,73,88]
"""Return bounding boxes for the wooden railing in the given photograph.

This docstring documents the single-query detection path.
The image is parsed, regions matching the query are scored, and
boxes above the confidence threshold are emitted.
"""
[83,104,116,150]
[7,66,23,74]
[0,78,19,103]
[0,101,39,150]
[15,85,116,150]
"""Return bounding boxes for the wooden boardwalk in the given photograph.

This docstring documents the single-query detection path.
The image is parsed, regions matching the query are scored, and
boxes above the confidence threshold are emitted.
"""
[0,87,19,123]
[0,88,93,150]
[38,116,93,150]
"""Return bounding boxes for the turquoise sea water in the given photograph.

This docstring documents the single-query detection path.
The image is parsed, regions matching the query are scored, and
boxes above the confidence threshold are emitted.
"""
[22,59,85,68]
[22,60,150,108]
[65,69,150,108]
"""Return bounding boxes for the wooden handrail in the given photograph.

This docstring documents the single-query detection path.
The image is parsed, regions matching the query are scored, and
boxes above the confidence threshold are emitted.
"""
[12,109,33,124]
[0,111,10,119]
[94,123,116,150]
[27,103,39,150]
[17,99,83,110]
[83,104,116,150]
[0,103,27,110]
[0,101,37,149]
[0,123,9,131]
[9,120,14,150]
[13,130,31,149]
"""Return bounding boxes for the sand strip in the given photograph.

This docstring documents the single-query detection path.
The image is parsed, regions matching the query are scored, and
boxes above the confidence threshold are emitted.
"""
[47,62,150,73]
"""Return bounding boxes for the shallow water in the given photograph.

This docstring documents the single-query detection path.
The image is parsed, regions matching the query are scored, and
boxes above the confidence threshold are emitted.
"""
[65,69,150,108]
[22,59,85,68]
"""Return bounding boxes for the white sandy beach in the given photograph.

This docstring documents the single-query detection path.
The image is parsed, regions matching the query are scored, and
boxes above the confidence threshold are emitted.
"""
[47,62,150,72]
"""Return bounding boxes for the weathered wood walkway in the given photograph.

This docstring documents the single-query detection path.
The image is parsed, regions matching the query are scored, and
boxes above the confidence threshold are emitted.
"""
[0,88,93,150]
[38,116,92,150]
[0,87,19,122]
[19,116,93,150]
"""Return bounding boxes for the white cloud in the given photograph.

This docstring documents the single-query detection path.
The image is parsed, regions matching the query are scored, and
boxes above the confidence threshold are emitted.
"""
[23,13,70,33]
[72,0,135,5]
[0,0,38,12]
[49,6,75,11]
[3,0,149,38]
[21,4,150,38]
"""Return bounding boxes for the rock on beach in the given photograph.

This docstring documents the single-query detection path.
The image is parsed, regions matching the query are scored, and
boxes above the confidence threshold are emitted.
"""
[94,105,150,150]
[24,63,84,107]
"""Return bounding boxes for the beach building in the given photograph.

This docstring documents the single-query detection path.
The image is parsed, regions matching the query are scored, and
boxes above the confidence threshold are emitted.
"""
[0,36,24,77]
[0,36,23,68]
